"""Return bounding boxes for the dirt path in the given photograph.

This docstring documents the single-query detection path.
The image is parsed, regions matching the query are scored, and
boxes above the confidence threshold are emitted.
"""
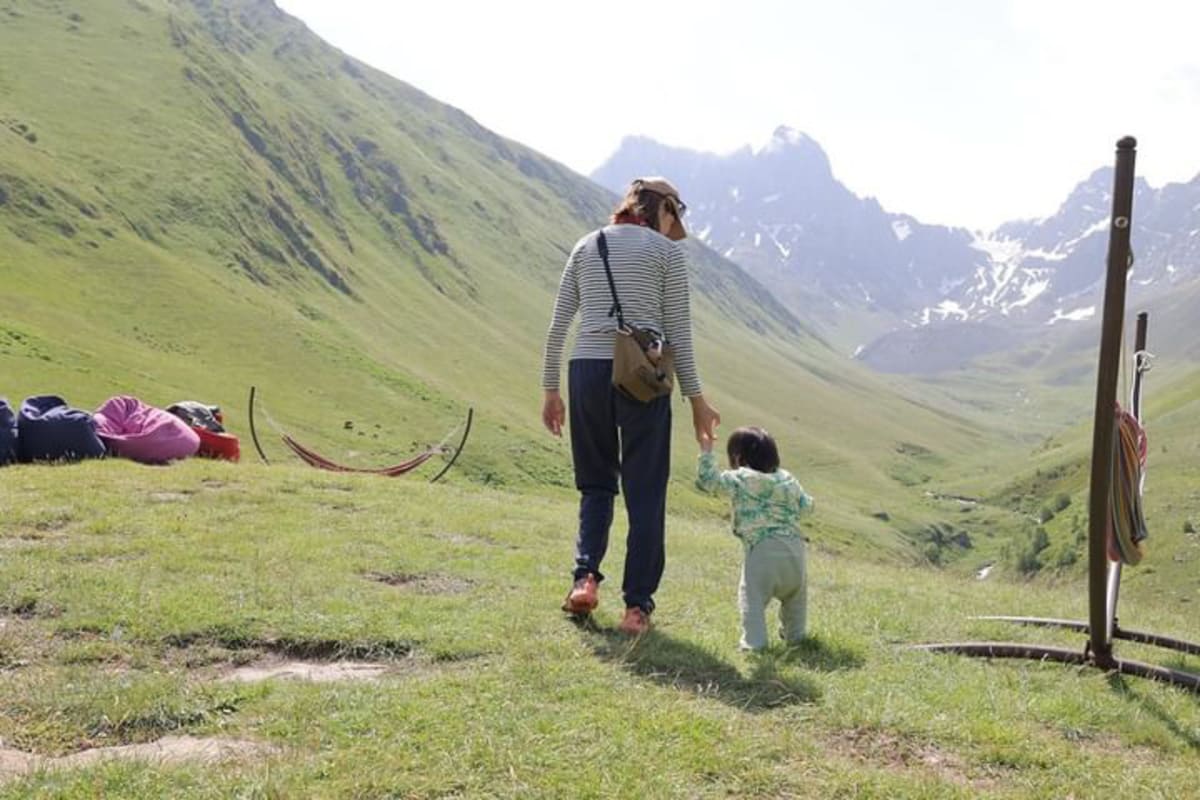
[0,736,274,783]
[222,658,390,682]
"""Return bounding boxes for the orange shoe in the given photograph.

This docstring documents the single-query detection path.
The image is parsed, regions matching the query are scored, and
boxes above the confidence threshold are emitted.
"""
[562,574,599,615]
[618,606,652,636]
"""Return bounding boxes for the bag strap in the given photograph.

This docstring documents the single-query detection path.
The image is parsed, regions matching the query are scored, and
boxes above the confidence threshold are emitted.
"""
[596,231,625,329]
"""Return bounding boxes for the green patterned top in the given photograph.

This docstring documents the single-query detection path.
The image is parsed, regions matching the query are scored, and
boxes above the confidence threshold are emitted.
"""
[696,451,814,551]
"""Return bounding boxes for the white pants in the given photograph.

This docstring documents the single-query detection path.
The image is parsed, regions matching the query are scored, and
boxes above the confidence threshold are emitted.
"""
[738,537,807,650]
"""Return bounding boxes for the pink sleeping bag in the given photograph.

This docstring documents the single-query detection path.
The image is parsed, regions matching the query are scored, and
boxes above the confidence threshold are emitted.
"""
[93,396,200,464]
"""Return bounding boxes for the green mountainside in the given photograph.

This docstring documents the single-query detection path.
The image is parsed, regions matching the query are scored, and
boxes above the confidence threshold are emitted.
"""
[2,0,1196,584]
[0,0,1046,560]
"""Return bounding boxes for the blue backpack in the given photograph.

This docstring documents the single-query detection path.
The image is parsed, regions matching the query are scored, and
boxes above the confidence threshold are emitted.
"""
[17,395,106,463]
[0,397,17,466]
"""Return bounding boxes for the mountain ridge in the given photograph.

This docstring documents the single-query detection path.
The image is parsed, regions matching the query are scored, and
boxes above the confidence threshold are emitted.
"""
[593,131,1200,371]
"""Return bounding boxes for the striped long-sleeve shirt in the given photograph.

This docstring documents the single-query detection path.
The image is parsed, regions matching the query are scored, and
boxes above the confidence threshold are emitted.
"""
[541,223,702,396]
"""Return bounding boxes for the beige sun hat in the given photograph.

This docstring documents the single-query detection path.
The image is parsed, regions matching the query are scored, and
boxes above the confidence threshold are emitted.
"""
[632,177,687,241]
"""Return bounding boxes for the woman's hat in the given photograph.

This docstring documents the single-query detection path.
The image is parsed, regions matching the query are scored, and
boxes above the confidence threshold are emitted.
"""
[632,177,687,241]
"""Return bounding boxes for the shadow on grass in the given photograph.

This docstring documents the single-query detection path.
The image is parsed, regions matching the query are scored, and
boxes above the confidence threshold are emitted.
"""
[1108,674,1200,750]
[160,624,417,660]
[774,633,866,672]
[574,617,820,712]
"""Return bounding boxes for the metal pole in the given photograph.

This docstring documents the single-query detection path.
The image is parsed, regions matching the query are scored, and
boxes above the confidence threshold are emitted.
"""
[1132,312,1149,420]
[1087,137,1138,669]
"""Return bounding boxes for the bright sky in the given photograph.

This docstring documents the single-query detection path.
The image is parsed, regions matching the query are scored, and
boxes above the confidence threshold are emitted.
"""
[275,0,1200,231]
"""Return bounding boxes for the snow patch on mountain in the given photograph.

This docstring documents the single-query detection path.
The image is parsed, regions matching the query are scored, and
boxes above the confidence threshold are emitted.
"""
[771,235,791,259]
[1007,277,1050,311]
[1062,217,1109,250]
[916,219,1106,326]
[891,219,912,242]
[1023,248,1068,262]
[919,300,970,324]
[1046,306,1096,325]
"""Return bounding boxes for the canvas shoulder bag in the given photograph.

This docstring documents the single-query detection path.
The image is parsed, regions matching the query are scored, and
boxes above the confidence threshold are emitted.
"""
[597,231,676,403]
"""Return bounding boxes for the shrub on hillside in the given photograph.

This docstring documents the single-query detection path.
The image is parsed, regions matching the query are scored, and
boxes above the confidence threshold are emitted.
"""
[915,521,971,566]
[1006,526,1051,575]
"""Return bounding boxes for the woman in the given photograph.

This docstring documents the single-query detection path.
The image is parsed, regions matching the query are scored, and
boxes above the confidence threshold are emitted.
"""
[541,177,721,635]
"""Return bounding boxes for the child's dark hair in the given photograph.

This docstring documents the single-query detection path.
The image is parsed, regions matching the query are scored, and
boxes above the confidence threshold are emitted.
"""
[726,426,780,472]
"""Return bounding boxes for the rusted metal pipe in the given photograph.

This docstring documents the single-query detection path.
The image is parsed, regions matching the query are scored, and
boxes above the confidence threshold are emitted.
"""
[972,615,1200,656]
[913,642,1200,691]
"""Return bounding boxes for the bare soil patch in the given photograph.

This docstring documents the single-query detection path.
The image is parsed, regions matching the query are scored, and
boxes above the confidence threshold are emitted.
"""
[0,598,63,620]
[0,736,274,783]
[363,570,473,594]
[222,658,391,683]
[431,531,504,548]
[1058,727,1163,762]
[1,528,69,547]
[827,727,996,790]
[147,491,193,503]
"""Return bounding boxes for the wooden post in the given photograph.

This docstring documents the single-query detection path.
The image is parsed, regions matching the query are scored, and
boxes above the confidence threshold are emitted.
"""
[1087,137,1137,669]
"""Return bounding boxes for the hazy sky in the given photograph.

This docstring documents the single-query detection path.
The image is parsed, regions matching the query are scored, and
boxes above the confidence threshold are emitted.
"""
[275,0,1199,230]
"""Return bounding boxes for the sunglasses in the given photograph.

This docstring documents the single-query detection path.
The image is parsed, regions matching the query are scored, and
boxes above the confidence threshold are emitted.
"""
[667,197,688,218]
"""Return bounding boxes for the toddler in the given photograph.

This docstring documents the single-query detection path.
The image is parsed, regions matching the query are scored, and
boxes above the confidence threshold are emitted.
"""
[697,426,814,651]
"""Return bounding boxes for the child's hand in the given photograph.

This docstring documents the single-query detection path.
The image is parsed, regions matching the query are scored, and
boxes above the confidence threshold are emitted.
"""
[699,432,715,453]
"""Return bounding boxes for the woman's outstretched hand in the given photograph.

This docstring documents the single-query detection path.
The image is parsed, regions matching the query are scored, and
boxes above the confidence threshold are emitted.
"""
[689,394,720,446]
[542,390,565,437]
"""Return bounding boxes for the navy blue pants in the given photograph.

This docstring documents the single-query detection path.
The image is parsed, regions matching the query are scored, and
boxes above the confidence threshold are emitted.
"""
[568,359,671,614]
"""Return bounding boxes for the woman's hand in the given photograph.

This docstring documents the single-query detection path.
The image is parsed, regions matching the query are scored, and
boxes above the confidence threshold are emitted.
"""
[689,394,720,446]
[542,390,565,437]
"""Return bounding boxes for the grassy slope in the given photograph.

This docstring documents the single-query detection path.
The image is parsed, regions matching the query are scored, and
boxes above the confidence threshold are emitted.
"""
[0,1,1196,796]
[985,361,1200,604]
[1,461,1198,798]
[0,0,1035,562]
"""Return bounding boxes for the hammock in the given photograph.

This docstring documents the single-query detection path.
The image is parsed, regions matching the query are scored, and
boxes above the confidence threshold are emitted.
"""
[281,432,439,476]
[1108,402,1148,565]
[247,386,472,483]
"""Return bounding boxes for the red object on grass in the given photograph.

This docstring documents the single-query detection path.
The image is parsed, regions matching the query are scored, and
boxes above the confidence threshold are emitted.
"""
[194,426,240,461]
